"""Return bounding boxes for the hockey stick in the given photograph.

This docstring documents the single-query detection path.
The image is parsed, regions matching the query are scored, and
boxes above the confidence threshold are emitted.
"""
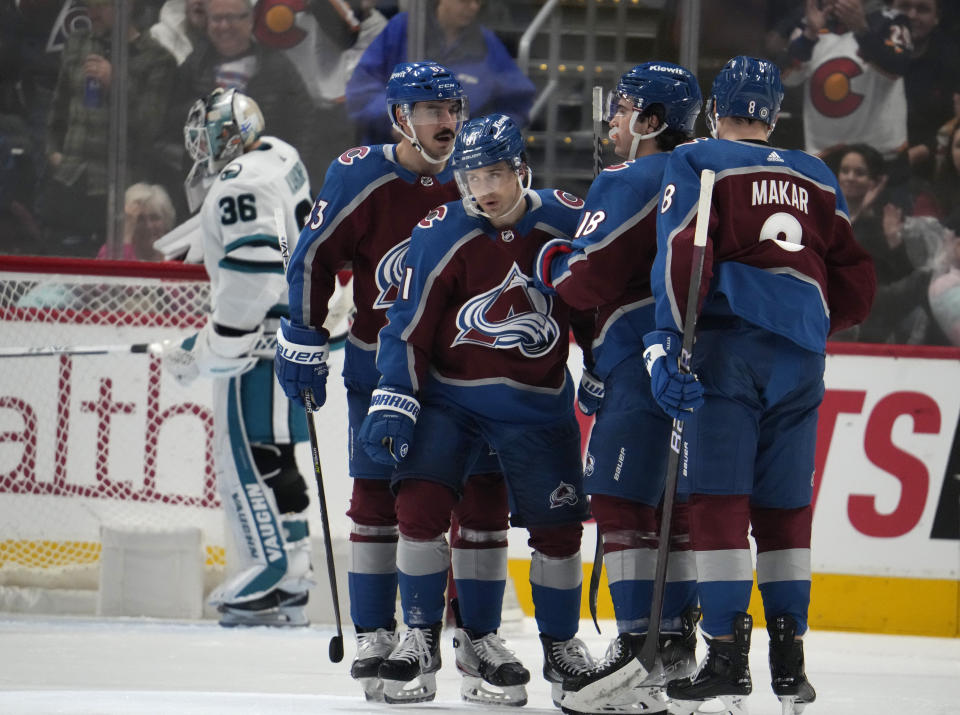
[275,208,345,664]
[586,83,605,635]
[0,343,168,358]
[637,169,715,675]
[0,333,281,359]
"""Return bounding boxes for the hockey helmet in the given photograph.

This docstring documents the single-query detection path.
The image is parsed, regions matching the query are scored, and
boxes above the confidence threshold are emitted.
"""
[609,61,702,136]
[451,114,530,219]
[706,55,783,137]
[184,87,265,173]
[385,61,468,163]
[451,113,525,172]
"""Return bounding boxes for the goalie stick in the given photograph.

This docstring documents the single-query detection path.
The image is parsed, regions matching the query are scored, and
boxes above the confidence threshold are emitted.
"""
[0,324,350,359]
[0,334,278,359]
[637,168,715,675]
[586,83,604,635]
[275,208,345,664]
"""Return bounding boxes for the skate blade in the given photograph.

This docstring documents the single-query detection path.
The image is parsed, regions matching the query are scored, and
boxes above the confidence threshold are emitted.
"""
[667,694,748,715]
[779,695,807,715]
[562,660,651,712]
[356,676,384,702]
[217,606,309,628]
[561,685,669,715]
[382,672,437,704]
[460,675,528,707]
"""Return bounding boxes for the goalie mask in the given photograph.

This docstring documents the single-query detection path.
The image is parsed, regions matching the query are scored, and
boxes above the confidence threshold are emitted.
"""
[451,113,531,220]
[607,61,701,158]
[706,55,783,139]
[386,61,468,164]
[183,88,265,211]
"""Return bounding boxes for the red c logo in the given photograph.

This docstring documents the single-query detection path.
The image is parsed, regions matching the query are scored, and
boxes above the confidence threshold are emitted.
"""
[810,57,863,118]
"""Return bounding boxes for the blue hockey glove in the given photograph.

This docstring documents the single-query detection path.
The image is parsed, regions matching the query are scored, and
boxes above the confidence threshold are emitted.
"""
[577,369,604,416]
[642,330,704,419]
[275,317,329,411]
[358,387,420,466]
[533,238,574,295]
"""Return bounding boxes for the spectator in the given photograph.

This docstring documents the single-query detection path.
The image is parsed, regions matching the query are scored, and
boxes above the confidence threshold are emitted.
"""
[252,0,387,168]
[829,143,934,342]
[935,113,960,207]
[149,0,209,65]
[782,0,911,159]
[170,0,318,185]
[96,182,176,260]
[892,0,960,177]
[928,209,960,345]
[39,0,177,257]
[346,0,535,144]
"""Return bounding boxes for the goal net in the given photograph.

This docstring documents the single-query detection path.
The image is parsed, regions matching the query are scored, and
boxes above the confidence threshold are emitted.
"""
[0,256,226,608]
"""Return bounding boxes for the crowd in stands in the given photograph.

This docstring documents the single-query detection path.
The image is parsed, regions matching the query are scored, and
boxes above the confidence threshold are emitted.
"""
[0,0,959,347]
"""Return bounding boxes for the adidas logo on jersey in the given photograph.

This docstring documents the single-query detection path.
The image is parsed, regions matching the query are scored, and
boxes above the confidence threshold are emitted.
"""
[766,151,784,163]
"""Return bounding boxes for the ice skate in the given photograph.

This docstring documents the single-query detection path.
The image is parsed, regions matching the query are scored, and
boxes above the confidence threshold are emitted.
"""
[379,622,442,704]
[540,633,597,707]
[216,589,309,628]
[453,628,530,706]
[767,615,816,715]
[561,633,654,714]
[666,613,752,715]
[659,607,701,682]
[350,625,399,701]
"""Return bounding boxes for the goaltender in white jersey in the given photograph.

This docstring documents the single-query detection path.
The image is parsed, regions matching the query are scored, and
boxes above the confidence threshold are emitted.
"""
[167,87,317,627]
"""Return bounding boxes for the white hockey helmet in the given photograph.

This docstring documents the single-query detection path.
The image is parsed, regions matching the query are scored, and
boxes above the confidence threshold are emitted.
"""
[184,87,265,173]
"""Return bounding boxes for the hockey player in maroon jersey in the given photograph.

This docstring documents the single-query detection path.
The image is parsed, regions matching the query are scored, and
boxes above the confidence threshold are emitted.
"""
[535,61,704,715]
[357,113,596,705]
[647,56,875,714]
[275,61,510,703]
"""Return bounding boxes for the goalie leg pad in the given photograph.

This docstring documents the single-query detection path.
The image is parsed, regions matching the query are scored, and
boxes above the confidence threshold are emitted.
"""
[210,379,311,607]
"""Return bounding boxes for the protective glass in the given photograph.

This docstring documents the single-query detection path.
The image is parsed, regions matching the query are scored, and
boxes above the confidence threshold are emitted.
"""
[405,98,469,127]
[606,90,633,124]
[454,163,531,219]
[454,164,518,199]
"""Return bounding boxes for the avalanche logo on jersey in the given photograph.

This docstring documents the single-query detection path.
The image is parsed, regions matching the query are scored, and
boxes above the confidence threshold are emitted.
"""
[373,238,410,310]
[549,482,579,509]
[453,262,560,357]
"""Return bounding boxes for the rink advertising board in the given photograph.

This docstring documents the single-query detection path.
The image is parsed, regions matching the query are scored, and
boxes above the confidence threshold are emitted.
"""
[506,341,960,638]
[1,307,958,635]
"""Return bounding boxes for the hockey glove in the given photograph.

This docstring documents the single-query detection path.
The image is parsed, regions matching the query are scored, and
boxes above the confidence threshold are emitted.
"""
[533,238,574,295]
[162,322,259,386]
[577,369,604,416]
[275,317,330,411]
[642,329,704,419]
[358,386,420,466]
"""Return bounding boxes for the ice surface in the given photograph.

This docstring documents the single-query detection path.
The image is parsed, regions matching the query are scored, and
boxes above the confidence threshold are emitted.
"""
[1,615,958,714]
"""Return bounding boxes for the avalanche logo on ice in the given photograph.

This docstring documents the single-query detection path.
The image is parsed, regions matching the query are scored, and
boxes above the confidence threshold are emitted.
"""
[373,237,410,309]
[452,262,560,357]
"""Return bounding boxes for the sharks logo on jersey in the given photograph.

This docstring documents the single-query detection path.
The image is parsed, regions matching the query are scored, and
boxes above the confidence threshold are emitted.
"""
[373,238,411,310]
[453,262,560,357]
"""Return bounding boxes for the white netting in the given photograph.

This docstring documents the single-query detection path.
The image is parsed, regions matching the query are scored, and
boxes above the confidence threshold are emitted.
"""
[0,257,226,590]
